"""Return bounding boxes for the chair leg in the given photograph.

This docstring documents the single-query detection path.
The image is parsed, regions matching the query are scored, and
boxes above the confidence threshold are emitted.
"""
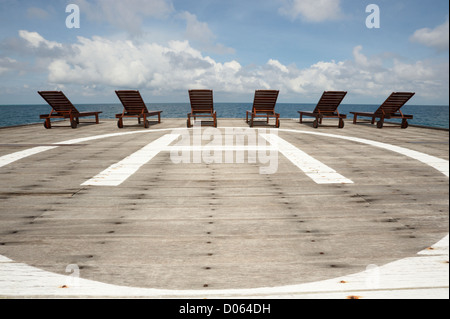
[313,116,319,128]
[44,118,51,129]
[70,115,78,129]
[312,120,319,128]
[187,114,192,128]
[377,117,384,129]
[401,119,409,129]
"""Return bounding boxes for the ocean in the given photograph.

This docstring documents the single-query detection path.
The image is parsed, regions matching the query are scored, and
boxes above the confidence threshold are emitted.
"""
[0,103,448,129]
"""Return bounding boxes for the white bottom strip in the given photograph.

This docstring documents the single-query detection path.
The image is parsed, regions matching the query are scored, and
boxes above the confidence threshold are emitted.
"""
[0,235,447,298]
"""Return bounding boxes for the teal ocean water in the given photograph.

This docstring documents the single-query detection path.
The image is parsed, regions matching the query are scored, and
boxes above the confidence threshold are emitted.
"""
[0,103,448,129]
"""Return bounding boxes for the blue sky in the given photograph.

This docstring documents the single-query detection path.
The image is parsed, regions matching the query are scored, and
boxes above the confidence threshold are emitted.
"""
[0,0,448,105]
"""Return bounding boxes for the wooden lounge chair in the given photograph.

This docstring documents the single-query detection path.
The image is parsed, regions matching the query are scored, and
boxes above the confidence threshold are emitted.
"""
[187,89,217,128]
[115,90,162,129]
[246,90,280,128]
[350,92,415,129]
[298,91,347,128]
[38,91,102,129]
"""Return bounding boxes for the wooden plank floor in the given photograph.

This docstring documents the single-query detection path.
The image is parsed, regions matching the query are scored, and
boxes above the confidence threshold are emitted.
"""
[0,118,448,298]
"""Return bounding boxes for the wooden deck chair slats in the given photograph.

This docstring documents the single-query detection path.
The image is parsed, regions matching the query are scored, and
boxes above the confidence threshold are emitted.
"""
[115,90,162,129]
[38,91,102,129]
[314,91,347,113]
[350,92,415,129]
[246,90,280,128]
[188,90,217,127]
[298,91,347,128]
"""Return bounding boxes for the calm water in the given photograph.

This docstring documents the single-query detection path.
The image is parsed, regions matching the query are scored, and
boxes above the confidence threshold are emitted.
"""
[0,103,448,129]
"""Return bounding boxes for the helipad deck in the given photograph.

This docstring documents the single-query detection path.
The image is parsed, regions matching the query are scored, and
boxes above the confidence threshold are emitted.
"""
[0,118,448,299]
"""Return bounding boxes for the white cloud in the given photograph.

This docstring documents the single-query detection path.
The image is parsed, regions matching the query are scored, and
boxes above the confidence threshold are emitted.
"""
[46,35,242,95]
[181,12,215,44]
[178,11,235,55]
[278,46,448,101]
[19,30,62,50]
[410,18,449,52]
[279,0,343,22]
[267,59,289,73]
[9,31,449,103]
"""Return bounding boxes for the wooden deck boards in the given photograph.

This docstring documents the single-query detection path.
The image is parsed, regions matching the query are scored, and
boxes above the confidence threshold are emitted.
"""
[0,118,448,298]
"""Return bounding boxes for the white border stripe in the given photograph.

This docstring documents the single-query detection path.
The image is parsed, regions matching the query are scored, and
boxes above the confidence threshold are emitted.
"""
[0,131,147,169]
[0,146,58,168]
[2,128,448,179]
[288,130,450,178]
[260,133,354,184]
[81,134,180,187]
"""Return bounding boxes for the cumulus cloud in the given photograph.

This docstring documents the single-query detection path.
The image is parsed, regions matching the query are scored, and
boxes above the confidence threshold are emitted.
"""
[19,30,62,50]
[279,0,343,22]
[410,18,449,52]
[279,46,448,100]
[11,31,449,103]
[178,12,235,55]
[0,30,68,65]
[181,12,215,45]
[0,31,66,74]
[46,35,242,95]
